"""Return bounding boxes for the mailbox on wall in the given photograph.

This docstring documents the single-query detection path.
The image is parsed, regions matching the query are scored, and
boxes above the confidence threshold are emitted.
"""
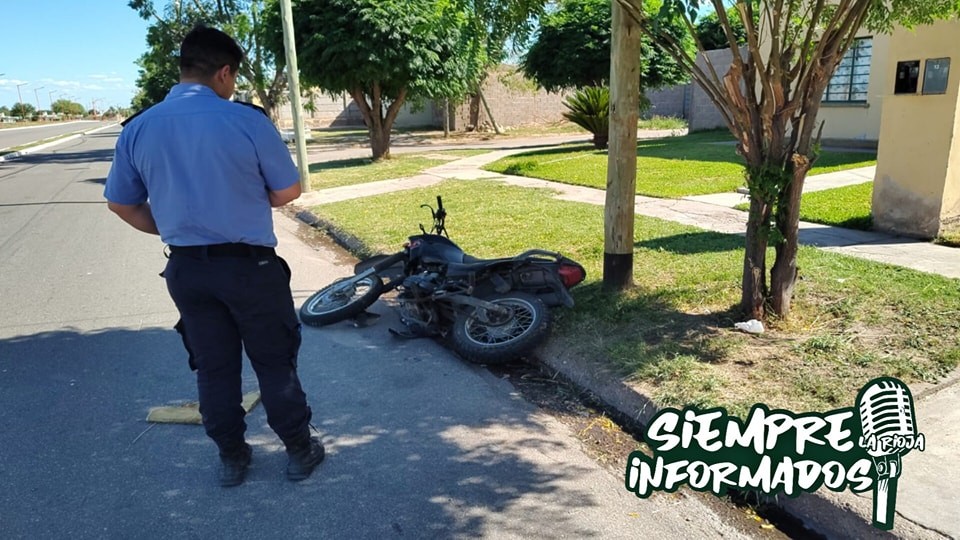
[923,58,950,95]
[895,60,920,94]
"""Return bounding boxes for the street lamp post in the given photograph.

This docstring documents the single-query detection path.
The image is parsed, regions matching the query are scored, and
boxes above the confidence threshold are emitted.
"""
[15,82,28,106]
[33,86,45,113]
[15,82,28,119]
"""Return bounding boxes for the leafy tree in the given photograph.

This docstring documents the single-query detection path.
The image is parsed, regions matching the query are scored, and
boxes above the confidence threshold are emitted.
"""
[268,0,476,161]
[625,0,960,319]
[129,0,286,120]
[10,102,35,118]
[0,106,9,116]
[693,6,750,50]
[521,0,689,93]
[456,0,549,130]
[51,99,85,116]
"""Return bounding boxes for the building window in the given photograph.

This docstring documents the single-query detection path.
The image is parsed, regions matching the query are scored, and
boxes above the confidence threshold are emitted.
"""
[824,37,872,103]
[923,58,950,95]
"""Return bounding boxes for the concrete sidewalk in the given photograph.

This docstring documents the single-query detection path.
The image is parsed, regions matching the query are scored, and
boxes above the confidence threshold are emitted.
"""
[296,144,960,539]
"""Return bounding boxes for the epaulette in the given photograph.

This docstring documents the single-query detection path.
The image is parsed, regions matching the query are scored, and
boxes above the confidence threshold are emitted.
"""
[234,100,270,118]
[121,106,151,127]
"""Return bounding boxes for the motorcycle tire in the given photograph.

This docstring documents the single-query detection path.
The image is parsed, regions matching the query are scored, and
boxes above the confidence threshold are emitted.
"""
[300,274,384,326]
[451,291,550,365]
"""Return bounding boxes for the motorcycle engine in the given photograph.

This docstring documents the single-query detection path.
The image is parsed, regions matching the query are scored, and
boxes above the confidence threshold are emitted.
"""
[397,272,441,330]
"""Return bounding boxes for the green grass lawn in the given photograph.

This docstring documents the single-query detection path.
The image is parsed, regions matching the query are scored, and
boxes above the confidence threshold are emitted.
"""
[733,181,874,230]
[307,149,489,190]
[309,181,960,416]
[483,131,877,198]
[799,182,873,229]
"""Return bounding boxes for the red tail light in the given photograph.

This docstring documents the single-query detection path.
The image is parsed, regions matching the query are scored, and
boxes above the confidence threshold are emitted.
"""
[557,263,586,288]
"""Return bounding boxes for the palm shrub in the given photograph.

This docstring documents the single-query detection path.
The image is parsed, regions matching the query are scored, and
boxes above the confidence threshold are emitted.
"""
[562,86,609,149]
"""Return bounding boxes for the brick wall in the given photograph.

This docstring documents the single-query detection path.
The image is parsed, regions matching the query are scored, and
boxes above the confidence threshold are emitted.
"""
[688,48,740,132]
[277,91,437,129]
[449,65,573,130]
[275,63,697,131]
[645,85,689,118]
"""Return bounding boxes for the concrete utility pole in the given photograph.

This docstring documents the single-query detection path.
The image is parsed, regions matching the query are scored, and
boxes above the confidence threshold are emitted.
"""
[33,86,44,111]
[603,0,642,291]
[15,82,27,108]
[279,0,311,193]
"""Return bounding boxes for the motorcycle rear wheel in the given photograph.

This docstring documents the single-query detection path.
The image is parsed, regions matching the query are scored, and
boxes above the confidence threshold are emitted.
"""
[300,275,384,326]
[451,292,550,364]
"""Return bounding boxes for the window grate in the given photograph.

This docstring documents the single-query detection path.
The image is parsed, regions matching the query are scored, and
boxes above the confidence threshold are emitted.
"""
[824,38,872,103]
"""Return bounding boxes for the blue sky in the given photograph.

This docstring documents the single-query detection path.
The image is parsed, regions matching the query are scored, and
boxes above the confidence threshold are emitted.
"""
[0,1,151,111]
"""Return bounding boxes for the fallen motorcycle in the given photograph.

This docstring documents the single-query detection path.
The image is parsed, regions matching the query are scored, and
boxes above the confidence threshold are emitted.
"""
[300,196,586,364]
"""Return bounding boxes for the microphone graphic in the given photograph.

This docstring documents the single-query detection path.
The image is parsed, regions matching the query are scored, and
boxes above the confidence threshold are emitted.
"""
[856,377,921,530]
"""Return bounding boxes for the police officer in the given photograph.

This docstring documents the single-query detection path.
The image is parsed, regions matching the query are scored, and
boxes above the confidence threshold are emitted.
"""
[104,26,323,487]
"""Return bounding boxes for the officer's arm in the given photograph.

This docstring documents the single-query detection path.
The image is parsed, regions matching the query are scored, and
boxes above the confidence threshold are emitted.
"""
[268,182,301,207]
[107,201,160,235]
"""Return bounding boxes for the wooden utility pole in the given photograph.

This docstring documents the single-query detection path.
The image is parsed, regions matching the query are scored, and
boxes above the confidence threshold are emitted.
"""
[279,0,311,193]
[603,0,641,291]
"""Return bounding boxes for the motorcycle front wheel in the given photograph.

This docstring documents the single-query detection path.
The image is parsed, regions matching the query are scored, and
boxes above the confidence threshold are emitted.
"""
[300,274,384,326]
[451,292,550,364]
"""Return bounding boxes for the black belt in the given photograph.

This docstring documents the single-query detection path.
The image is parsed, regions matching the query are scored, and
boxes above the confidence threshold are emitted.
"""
[168,243,276,258]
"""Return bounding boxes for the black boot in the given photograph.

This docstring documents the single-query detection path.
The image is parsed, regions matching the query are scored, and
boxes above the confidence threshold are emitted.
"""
[285,437,325,481]
[219,443,252,487]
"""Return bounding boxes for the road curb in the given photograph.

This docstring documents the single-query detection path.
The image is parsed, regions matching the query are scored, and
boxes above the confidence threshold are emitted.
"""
[294,208,373,259]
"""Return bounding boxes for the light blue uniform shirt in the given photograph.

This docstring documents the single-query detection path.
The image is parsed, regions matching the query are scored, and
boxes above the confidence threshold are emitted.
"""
[104,83,298,247]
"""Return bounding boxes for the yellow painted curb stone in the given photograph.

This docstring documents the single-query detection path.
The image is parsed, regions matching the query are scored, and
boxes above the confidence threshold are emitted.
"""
[146,391,261,424]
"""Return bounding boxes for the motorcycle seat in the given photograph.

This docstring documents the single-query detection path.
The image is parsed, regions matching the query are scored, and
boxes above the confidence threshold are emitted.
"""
[446,256,518,275]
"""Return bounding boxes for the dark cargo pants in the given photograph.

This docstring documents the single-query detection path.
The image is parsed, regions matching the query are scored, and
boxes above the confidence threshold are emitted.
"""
[164,250,312,453]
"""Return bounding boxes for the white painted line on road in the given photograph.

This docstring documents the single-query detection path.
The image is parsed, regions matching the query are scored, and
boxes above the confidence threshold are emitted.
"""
[0,123,118,163]
[0,120,99,132]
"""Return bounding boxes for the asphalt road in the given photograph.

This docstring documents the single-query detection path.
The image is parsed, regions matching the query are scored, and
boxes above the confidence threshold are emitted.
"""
[0,128,756,538]
[0,121,109,151]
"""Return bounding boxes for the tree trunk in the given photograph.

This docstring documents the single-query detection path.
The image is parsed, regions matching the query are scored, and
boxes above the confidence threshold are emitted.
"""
[468,94,481,130]
[741,193,771,320]
[478,90,503,135]
[443,98,450,138]
[770,155,812,317]
[348,84,407,162]
[370,126,391,161]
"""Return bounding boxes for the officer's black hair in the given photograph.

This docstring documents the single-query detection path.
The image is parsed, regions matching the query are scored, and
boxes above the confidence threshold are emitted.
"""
[179,25,243,79]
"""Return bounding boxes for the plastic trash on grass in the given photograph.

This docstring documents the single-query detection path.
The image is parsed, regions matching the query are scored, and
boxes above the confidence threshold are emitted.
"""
[734,319,764,334]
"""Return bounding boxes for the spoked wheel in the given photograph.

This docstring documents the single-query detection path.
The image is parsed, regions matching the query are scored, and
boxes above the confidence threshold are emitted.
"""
[299,275,384,326]
[451,292,550,364]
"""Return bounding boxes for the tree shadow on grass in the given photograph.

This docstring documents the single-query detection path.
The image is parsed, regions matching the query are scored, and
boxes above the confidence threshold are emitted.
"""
[635,230,744,256]
[570,280,741,368]
[308,156,372,174]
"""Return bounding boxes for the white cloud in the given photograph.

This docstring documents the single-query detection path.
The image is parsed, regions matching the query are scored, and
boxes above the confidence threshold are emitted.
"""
[39,79,83,89]
[89,74,125,83]
[0,79,30,87]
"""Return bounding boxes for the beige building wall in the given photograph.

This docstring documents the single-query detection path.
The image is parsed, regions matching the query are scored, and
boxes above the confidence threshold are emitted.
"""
[872,19,960,238]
